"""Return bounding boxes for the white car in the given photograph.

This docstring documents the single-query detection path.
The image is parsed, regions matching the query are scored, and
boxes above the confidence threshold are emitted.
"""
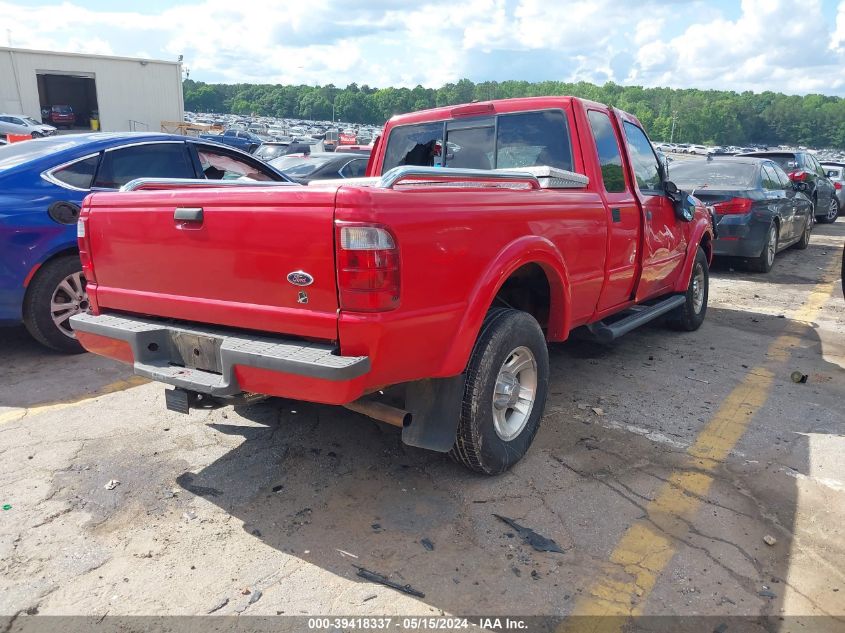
[0,114,57,138]
[688,144,712,156]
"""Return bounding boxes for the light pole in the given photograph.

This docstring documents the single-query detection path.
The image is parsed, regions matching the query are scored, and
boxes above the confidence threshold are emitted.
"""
[670,111,678,143]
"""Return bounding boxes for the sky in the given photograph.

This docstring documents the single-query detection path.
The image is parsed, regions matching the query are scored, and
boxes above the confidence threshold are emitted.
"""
[4,0,845,96]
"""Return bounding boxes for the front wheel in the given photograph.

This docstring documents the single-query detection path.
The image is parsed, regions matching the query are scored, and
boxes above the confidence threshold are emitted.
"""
[22,255,87,353]
[450,309,549,475]
[750,223,777,273]
[667,246,709,331]
[31,131,43,138]
[817,197,839,224]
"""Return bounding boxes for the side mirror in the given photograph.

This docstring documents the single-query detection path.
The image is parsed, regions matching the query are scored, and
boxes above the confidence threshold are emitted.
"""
[793,181,808,192]
[664,180,695,222]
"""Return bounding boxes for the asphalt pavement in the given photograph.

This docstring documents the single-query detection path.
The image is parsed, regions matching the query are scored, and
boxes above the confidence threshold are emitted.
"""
[1,220,843,631]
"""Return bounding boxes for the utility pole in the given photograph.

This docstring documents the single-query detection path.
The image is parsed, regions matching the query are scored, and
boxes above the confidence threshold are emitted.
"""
[670,111,678,143]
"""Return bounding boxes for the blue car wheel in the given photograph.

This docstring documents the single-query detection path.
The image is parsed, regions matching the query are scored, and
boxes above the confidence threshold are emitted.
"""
[23,255,87,353]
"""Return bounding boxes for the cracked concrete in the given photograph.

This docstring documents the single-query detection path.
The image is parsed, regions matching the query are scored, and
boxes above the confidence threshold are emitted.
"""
[0,223,843,622]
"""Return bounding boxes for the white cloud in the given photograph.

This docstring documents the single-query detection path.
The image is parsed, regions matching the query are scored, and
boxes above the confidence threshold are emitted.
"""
[1,0,843,95]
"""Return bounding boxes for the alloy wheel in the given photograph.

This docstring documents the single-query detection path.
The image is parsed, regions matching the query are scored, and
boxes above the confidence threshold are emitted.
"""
[492,346,538,441]
[50,271,88,338]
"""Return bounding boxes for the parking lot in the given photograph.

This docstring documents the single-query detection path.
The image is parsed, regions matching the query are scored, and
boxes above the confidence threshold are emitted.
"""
[1,221,843,627]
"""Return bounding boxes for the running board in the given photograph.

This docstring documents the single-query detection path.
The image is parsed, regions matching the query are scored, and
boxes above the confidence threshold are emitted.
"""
[588,295,686,344]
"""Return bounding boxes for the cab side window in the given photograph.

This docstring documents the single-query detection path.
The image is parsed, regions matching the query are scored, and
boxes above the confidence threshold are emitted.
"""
[622,121,661,192]
[587,110,626,193]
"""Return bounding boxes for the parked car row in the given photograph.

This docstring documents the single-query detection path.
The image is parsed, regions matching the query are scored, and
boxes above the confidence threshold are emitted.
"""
[655,142,760,155]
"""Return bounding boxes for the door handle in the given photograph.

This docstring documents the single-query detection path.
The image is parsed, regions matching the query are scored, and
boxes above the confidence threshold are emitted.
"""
[174,207,203,222]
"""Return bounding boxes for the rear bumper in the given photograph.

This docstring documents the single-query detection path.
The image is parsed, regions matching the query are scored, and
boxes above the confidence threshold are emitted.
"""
[70,312,371,404]
[712,213,768,258]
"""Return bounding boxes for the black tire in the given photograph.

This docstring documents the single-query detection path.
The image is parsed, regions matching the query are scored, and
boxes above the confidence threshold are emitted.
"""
[794,215,812,250]
[667,246,709,331]
[450,308,549,475]
[750,223,778,273]
[22,255,87,353]
[817,197,839,224]
[31,131,43,138]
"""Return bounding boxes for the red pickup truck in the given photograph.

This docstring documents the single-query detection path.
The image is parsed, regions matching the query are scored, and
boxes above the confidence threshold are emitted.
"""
[70,97,714,474]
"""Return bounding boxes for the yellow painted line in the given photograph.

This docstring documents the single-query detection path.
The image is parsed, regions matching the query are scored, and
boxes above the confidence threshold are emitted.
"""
[0,375,148,425]
[560,254,841,631]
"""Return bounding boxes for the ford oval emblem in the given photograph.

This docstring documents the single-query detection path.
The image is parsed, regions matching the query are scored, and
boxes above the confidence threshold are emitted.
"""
[287,271,314,287]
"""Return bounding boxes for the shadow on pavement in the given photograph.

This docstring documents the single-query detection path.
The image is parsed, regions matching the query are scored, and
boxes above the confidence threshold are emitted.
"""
[0,325,137,409]
[173,306,844,623]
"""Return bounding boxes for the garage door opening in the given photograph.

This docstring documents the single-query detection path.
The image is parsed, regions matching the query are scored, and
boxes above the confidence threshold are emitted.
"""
[37,73,99,130]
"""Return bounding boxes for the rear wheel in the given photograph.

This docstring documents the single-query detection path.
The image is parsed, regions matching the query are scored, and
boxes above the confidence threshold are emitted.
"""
[667,246,708,331]
[750,223,777,273]
[22,255,87,353]
[817,197,839,224]
[794,216,812,250]
[450,309,549,475]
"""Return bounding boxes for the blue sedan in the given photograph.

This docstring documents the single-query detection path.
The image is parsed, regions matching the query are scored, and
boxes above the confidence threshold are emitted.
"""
[0,132,289,352]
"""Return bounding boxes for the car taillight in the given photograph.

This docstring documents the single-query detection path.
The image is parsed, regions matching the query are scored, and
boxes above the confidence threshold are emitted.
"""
[77,215,96,284]
[712,197,753,215]
[788,171,807,182]
[336,223,399,312]
[835,182,842,190]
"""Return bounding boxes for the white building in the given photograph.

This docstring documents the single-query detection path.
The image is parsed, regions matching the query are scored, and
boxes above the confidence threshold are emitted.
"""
[0,47,184,132]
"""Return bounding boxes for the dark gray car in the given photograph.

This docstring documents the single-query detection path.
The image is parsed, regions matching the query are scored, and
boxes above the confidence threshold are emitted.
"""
[670,157,813,273]
[739,151,838,223]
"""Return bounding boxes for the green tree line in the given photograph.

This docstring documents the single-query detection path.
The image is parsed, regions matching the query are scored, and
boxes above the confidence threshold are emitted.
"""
[183,78,845,149]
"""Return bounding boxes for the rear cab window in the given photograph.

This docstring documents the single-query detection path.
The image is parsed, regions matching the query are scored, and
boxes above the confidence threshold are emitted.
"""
[381,109,574,173]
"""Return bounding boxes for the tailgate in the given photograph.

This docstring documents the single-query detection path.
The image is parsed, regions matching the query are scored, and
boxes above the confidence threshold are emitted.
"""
[85,186,339,340]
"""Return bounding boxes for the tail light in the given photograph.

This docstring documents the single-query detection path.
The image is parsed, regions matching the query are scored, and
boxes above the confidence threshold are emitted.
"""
[711,197,753,215]
[336,223,400,312]
[835,182,842,190]
[77,214,96,284]
[788,171,807,182]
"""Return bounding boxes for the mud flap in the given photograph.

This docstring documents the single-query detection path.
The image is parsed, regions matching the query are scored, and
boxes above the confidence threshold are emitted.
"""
[402,375,466,452]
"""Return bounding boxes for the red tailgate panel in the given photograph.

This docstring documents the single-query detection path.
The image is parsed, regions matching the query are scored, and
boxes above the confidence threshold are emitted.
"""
[87,187,339,340]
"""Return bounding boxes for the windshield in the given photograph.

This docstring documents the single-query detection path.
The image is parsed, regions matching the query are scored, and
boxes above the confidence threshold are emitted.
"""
[53,105,73,113]
[271,154,335,177]
[23,117,42,126]
[669,161,758,188]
